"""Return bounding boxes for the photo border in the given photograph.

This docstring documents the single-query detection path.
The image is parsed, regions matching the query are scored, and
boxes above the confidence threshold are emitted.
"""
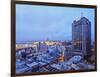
[11,0,97,77]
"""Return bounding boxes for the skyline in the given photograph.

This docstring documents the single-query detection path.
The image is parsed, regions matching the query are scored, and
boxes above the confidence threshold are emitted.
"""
[16,4,95,42]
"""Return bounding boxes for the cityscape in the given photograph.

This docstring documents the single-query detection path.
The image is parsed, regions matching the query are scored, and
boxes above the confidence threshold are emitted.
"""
[16,5,95,74]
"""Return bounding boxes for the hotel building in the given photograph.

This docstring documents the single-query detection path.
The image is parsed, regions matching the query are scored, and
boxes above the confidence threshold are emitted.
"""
[72,17,91,57]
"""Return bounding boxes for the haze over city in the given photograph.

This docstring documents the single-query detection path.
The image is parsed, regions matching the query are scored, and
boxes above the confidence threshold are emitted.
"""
[16,4,95,42]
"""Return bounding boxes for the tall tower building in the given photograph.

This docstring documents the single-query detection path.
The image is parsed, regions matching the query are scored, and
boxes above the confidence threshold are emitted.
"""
[72,17,91,57]
[37,42,41,52]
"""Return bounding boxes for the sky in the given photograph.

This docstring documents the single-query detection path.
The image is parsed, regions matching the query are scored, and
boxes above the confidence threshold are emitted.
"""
[16,4,95,42]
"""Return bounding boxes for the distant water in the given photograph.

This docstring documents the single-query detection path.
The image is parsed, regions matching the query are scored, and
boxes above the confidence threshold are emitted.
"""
[16,41,33,44]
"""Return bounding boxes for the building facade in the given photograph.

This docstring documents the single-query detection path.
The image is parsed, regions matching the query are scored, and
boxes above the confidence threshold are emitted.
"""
[72,17,91,57]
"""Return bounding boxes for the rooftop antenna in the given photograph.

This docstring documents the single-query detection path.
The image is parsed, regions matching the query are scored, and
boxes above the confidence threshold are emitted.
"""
[46,37,49,41]
[81,12,83,18]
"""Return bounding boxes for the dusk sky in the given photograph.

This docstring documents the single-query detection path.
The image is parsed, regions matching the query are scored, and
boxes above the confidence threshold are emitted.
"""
[16,4,95,42]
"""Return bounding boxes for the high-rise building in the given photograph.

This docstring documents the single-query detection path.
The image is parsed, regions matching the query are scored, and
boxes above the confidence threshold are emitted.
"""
[37,42,48,52]
[72,17,91,57]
